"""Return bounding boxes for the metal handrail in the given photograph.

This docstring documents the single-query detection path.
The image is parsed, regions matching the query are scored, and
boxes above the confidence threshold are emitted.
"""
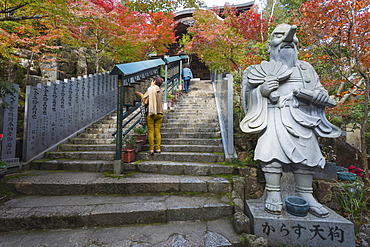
[111,103,141,137]
[122,118,141,139]
[110,56,188,174]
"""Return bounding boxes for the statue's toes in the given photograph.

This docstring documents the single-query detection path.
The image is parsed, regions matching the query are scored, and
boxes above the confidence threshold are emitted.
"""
[309,204,329,218]
[265,202,283,215]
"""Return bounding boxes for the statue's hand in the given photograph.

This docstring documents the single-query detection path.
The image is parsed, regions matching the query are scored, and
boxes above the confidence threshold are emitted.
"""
[312,91,329,105]
[260,76,279,98]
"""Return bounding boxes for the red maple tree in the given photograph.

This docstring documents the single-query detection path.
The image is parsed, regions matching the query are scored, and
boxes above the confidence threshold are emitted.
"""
[300,0,370,181]
[185,5,269,72]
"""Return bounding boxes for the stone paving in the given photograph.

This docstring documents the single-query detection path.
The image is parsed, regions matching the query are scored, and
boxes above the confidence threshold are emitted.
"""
[0,219,241,247]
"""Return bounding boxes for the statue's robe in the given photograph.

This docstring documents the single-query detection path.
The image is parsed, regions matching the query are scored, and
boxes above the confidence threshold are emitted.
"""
[240,61,341,168]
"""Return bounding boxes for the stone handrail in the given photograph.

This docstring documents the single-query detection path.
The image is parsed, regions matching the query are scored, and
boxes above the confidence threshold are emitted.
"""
[212,72,237,162]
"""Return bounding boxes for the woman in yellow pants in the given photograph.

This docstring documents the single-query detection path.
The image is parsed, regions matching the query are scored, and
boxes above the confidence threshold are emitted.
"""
[140,76,164,155]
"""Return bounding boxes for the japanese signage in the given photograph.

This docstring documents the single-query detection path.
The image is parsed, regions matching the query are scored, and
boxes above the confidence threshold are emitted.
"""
[0,84,20,167]
[260,221,347,245]
[247,199,355,247]
[23,73,117,162]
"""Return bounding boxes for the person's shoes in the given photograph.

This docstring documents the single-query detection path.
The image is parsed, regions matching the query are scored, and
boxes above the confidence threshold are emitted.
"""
[155,150,161,153]
[148,150,154,155]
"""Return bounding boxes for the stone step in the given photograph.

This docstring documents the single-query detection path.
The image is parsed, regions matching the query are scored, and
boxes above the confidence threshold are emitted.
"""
[88,116,219,130]
[160,132,220,139]
[131,161,235,175]
[0,194,232,232]
[97,119,117,124]
[163,118,218,124]
[7,171,232,196]
[77,133,117,139]
[84,127,116,134]
[68,138,115,145]
[67,137,221,146]
[176,97,214,101]
[174,104,216,109]
[30,160,114,172]
[170,103,214,107]
[175,100,215,103]
[175,97,213,100]
[91,123,116,128]
[161,126,220,133]
[170,109,215,114]
[165,115,218,120]
[177,94,214,97]
[164,115,217,120]
[0,218,242,246]
[30,159,234,175]
[57,143,222,154]
[162,120,218,126]
[45,151,114,160]
[161,138,222,145]
[106,115,117,119]
[77,127,138,138]
[136,151,224,163]
[58,144,115,152]
[98,117,117,122]
[180,100,214,103]
[167,108,216,112]
[147,144,223,153]
[167,110,216,115]
[178,94,214,98]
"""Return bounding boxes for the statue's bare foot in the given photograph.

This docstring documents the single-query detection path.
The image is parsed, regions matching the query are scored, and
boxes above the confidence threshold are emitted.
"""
[265,191,283,214]
[298,192,329,218]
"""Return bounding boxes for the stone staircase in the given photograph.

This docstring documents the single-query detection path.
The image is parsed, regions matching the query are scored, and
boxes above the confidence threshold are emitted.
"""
[0,80,245,246]
[135,85,224,164]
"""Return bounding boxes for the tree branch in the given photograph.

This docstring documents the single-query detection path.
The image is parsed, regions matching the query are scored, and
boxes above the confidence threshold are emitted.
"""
[0,15,44,22]
[0,3,29,14]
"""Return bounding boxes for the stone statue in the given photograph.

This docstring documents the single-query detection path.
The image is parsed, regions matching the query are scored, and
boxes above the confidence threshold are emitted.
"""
[240,24,341,218]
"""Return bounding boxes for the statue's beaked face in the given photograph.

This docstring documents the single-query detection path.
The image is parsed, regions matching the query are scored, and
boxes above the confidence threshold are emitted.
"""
[268,24,299,68]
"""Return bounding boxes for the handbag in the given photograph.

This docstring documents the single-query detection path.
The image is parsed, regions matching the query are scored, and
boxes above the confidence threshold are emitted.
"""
[139,103,148,126]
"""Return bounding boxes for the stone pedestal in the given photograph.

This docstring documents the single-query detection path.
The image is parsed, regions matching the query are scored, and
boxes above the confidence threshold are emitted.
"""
[246,194,355,247]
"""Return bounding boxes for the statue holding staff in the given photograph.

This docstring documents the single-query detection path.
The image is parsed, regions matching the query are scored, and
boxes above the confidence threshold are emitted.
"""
[240,24,341,217]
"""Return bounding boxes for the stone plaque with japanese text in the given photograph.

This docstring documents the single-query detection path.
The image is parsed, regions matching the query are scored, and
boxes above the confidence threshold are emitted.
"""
[0,84,19,166]
[246,199,355,247]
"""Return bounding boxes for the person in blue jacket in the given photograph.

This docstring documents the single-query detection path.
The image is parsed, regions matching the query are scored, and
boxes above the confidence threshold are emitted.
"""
[182,64,193,93]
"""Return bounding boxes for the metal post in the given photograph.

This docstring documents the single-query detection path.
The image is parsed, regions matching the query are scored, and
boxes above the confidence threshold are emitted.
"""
[114,75,124,174]
[227,74,235,156]
[179,59,183,91]
[164,64,168,110]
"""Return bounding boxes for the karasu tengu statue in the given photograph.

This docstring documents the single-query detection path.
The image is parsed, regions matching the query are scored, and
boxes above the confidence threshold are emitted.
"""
[240,23,341,218]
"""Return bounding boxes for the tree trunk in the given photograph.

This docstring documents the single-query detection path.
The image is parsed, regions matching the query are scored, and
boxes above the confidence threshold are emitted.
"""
[268,0,277,27]
[25,51,34,87]
[76,47,88,76]
[362,78,369,190]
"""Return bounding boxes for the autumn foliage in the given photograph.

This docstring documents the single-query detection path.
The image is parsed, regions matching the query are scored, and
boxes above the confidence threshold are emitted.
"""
[299,0,369,114]
[184,5,270,72]
[66,0,176,72]
[299,0,370,181]
[0,0,178,79]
